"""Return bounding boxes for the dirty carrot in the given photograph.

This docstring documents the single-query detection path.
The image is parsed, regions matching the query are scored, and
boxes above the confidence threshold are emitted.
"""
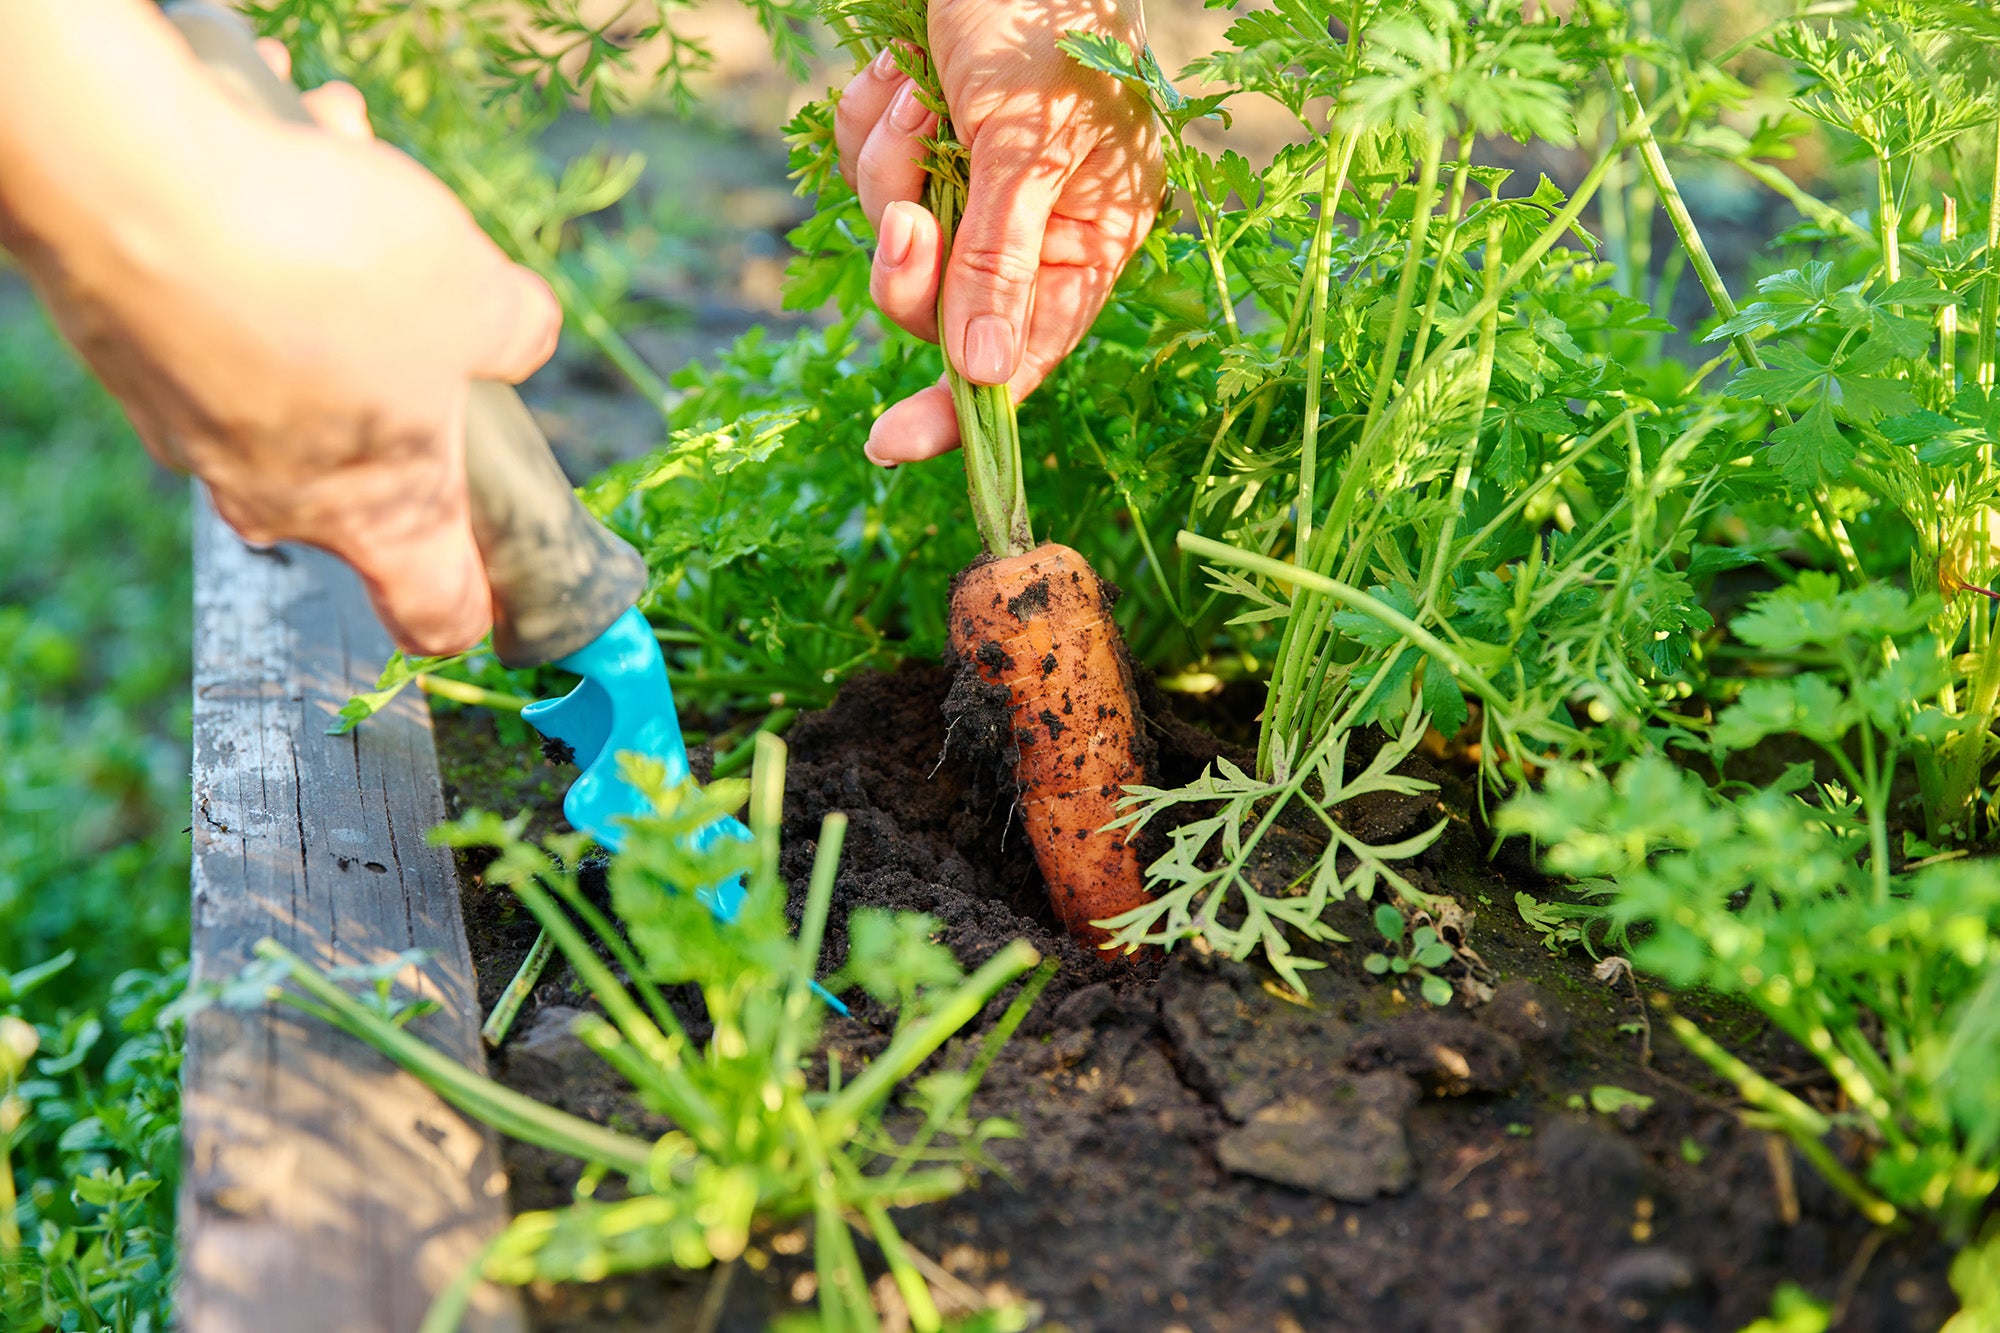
[949,544,1153,945]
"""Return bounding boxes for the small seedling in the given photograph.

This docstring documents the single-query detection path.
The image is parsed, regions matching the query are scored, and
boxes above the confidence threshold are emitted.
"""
[1589,1086,1655,1117]
[1364,903,1456,1007]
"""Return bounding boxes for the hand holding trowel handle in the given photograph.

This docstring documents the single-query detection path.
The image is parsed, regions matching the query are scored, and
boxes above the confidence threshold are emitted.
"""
[164,2,732,874]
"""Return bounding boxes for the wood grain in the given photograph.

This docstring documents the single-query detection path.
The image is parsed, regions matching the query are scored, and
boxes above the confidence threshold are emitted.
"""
[181,493,523,1333]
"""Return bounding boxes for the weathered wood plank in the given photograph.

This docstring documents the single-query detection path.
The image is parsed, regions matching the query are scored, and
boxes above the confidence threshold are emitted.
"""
[181,492,523,1333]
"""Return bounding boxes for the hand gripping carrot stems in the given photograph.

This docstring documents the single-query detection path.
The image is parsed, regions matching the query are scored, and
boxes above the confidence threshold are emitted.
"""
[829,7,1157,949]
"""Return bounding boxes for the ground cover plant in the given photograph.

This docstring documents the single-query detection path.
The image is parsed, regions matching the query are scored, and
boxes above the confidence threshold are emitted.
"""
[0,293,188,1333]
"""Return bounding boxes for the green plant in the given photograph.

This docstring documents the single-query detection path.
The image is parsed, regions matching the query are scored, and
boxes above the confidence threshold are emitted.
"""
[1501,751,2000,1234]
[0,304,190,1004]
[1107,708,1442,993]
[1652,4,2000,838]
[246,0,2000,1306]
[1739,1282,1832,1333]
[1362,901,1457,1007]
[1514,887,1622,959]
[1,960,184,1333]
[197,737,1045,1330]
[0,299,190,1333]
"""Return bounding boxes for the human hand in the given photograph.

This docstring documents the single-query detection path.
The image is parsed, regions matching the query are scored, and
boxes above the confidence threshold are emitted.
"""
[0,18,558,654]
[833,0,1163,465]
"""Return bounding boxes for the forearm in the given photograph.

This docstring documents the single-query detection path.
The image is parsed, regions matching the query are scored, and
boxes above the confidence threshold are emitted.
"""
[0,0,237,266]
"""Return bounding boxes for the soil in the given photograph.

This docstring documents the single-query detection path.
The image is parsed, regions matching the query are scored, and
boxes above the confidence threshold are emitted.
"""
[433,664,1961,1333]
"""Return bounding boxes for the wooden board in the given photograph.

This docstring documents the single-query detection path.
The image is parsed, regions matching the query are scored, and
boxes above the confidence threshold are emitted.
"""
[181,493,524,1333]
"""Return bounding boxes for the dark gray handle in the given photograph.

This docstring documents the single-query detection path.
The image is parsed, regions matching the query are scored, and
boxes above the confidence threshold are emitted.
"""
[164,3,648,668]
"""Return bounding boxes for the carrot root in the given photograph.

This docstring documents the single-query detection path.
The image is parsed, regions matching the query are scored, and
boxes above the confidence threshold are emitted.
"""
[947,543,1153,947]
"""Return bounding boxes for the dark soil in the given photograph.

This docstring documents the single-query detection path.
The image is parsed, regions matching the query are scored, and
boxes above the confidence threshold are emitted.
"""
[435,664,1959,1333]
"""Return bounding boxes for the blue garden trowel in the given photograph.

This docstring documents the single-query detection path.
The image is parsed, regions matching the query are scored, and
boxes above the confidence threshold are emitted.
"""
[168,4,767,939]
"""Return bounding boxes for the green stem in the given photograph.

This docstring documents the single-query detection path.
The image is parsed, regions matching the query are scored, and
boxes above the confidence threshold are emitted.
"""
[1356,126,1447,452]
[1613,63,1865,587]
[480,929,553,1048]
[1295,134,1351,554]
[1183,141,1242,341]
[790,1099,877,1333]
[1942,196,1958,382]
[1258,117,1574,771]
[712,709,797,781]
[506,873,725,1146]
[1423,217,1504,616]
[778,812,847,1078]
[861,1201,944,1333]
[1313,134,1624,573]
[542,870,687,1051]
[1981,116,2000,392]
[1939,600,2000,837]
[878,957,1056,1197]
[255,939,656,1178]
[0,1122,19,1308]
[416,675,530,713]
[820,941,1040,1141]
[751,732,786,895]
[930,178,1031,558]
[1875,153,1902,289]
[1178,533,1516,723]
[1409,139,1474,371]
[1236,129,1361,474]
[1450,410,1634,567]
[1669,1015,1898,1227]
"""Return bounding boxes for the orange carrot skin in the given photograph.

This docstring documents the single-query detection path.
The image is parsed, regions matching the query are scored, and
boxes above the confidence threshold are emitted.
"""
[948,542,1153,947]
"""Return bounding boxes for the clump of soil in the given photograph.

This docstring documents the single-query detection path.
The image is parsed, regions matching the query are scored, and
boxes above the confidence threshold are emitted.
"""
[436,663,1958,1332]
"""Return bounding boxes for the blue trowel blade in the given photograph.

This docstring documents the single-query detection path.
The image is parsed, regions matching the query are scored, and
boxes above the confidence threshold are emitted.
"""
[522,606,848,1016]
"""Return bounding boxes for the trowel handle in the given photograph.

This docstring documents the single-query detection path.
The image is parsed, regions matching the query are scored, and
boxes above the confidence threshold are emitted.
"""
[164,3,648,669]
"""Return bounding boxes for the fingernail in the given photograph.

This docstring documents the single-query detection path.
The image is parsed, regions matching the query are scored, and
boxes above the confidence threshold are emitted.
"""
[890,81,927,132]
[963,315,1017,384]
[863,432,897,468]
[879,204,914,268]
[871,46,899,78]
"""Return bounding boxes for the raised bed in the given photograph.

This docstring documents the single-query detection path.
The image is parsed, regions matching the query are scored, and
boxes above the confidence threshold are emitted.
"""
[187,485,1963,1331]
[182,494,521,1332]
[441,667,1965,1332]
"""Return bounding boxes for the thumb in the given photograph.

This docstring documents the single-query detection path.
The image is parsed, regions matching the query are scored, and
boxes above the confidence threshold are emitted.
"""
[465,258,563,385]
[940,135,1067,386]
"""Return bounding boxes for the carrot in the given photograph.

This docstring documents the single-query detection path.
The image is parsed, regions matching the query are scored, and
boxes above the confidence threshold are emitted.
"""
[949,543,1153,946]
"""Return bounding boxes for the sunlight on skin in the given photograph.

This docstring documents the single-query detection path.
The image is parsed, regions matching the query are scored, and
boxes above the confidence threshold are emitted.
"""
[0,0,560,656]
[834,0,1164,465]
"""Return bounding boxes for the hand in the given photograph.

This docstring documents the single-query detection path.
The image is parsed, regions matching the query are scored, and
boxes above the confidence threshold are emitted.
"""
[833,0,1163,465]
[0,14,558,654]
